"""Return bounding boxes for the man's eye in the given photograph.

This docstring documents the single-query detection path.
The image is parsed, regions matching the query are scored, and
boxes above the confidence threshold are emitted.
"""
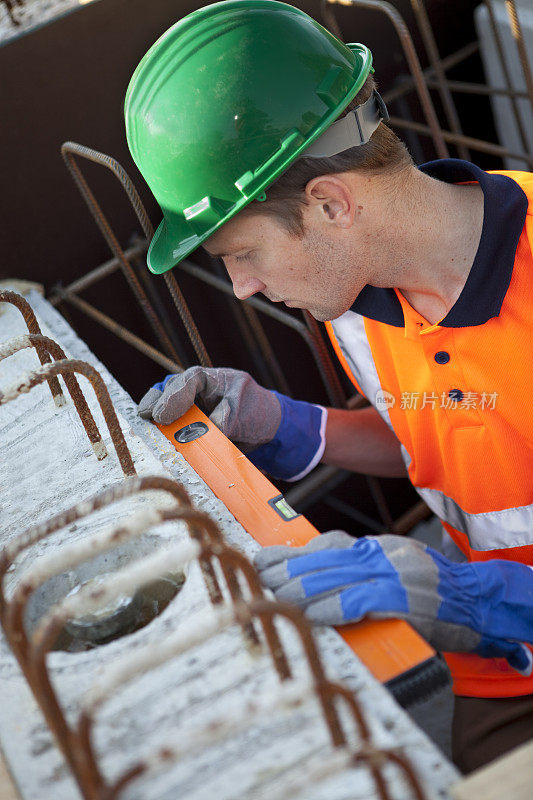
[234,252,251,262]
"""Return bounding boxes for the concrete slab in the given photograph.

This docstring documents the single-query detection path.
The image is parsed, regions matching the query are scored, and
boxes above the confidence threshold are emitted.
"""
[0,289,459,799]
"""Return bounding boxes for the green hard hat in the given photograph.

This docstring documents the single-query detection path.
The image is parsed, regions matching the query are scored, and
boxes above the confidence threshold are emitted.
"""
[125,0,373,274]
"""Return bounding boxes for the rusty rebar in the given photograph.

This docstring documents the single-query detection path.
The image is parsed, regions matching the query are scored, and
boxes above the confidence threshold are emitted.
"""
[48,242,147,303]
[103,765,146,800]
[424,78,530,99]
[0,477,222,698]
[60,142,182,366]
[56,289,182,373]
[0,476,222,619]
[3,510,199,798]
[1,477,187,565]
[176,526,262,649]
[0,290,64,405]
[2,0,23,26]
[409,0,469,159]
[5,510,194,663]
[388,114,533,166]
[159,506,233,606]
[324,0,448,158]
[8,503,428,800]
[366,475,395,529]
[303,311,346,408]
[71,538,295,793]
[352,747,427,800]
[215,547,292,679]
[505,0,533,112]
[104,679,324,799]
[0,359,135,476]
[61,141,212,370]
[8,508,222,661]
[162,272,213,367]
[382,41,480,105]
[27,540,200,800]
[80,598,345,799]
[66,146,212,369]
[77,603,239,798]
[391,499,431,535]
[128,244,191,366]
[484,0,531,158]
[119,194,213,371]
[243,599,347,747]
[240,302,292,395]
[322,682,390,799]
[380,750,427,800]
[9,510,214,799]
[0,333,107,459]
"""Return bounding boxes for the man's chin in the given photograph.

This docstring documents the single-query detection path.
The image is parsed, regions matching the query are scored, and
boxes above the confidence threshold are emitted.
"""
[288,300,350,321]
[309,308,346,323]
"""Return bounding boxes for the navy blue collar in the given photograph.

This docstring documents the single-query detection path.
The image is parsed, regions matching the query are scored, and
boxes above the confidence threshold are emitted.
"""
[350,159,529,327]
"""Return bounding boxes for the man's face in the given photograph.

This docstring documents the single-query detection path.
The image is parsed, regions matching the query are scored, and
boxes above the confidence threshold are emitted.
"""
[203,207,372,322]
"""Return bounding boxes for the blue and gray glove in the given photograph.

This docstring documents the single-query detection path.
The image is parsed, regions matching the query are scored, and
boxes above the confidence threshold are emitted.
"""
[254,532,533,675]
[138,367,327,481]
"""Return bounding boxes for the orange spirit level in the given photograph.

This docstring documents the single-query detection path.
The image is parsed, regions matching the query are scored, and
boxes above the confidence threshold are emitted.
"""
[157,407,448,704]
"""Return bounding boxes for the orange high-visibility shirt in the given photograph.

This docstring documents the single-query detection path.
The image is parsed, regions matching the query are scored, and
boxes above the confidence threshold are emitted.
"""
[326,159,533,697]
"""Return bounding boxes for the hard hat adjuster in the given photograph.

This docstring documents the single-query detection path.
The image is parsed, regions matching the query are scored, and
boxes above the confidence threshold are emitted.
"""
[302,90,389,159]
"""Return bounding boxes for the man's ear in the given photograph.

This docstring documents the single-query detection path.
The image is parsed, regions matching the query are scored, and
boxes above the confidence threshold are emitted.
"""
[304,175,356,229]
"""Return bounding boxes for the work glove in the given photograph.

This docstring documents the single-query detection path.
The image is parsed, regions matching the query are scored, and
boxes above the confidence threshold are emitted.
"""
[254,532,533,676]
[138,367,327,481]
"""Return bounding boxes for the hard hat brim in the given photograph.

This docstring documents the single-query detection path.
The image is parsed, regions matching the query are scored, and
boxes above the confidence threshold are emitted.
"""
[148,216,203,274]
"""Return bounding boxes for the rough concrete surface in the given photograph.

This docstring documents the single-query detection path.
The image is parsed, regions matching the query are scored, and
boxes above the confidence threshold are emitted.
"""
[0,290,458,799]
[0,0,95,44]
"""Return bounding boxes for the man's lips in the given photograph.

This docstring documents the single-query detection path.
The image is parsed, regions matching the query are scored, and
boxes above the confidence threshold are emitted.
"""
[263,293,300,307]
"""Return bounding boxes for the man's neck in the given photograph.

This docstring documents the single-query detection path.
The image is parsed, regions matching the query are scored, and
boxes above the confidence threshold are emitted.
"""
[370,168,485,325]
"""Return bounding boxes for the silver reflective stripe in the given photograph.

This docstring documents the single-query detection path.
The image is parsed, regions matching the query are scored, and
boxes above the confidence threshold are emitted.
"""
[402,445,533,551]
[331,310,394,431]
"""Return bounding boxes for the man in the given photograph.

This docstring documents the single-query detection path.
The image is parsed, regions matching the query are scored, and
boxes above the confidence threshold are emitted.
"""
[126,0,533,772]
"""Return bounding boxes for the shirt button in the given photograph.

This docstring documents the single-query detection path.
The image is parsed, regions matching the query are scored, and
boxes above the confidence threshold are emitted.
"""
[449,389,464,401]
[434,351,450,364]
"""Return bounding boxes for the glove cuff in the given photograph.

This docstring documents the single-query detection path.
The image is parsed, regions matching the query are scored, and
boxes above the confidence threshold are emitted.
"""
[247,392,327,481]
[152,373,176,392]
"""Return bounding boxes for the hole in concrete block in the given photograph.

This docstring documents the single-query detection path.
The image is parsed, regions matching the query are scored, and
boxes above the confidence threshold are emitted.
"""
[24,534,186,652]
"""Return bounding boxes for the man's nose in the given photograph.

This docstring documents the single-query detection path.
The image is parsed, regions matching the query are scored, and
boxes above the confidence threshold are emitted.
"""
[227,269,266,301]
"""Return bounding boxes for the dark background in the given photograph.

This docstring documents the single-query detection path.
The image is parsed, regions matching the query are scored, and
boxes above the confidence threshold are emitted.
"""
[0,0,498,533]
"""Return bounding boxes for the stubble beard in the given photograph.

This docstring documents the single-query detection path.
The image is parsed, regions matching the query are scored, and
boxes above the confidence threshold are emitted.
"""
[300,228,359,322]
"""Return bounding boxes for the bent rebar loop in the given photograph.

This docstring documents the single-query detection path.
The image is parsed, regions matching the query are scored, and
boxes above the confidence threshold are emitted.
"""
[0,289,64,405]
[0,332,107,459]
[61,142,211,368]
[80,598,344,799]
[97,598,421,800]
[60,143,182,366]
[24,529,288,797]
[0,476,223,799]
[0,476,220,630]
[0,358,136,476]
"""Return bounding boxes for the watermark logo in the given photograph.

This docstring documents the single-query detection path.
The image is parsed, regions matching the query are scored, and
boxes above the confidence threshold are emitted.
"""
[375,389,396,410]
[374,390,498,411]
